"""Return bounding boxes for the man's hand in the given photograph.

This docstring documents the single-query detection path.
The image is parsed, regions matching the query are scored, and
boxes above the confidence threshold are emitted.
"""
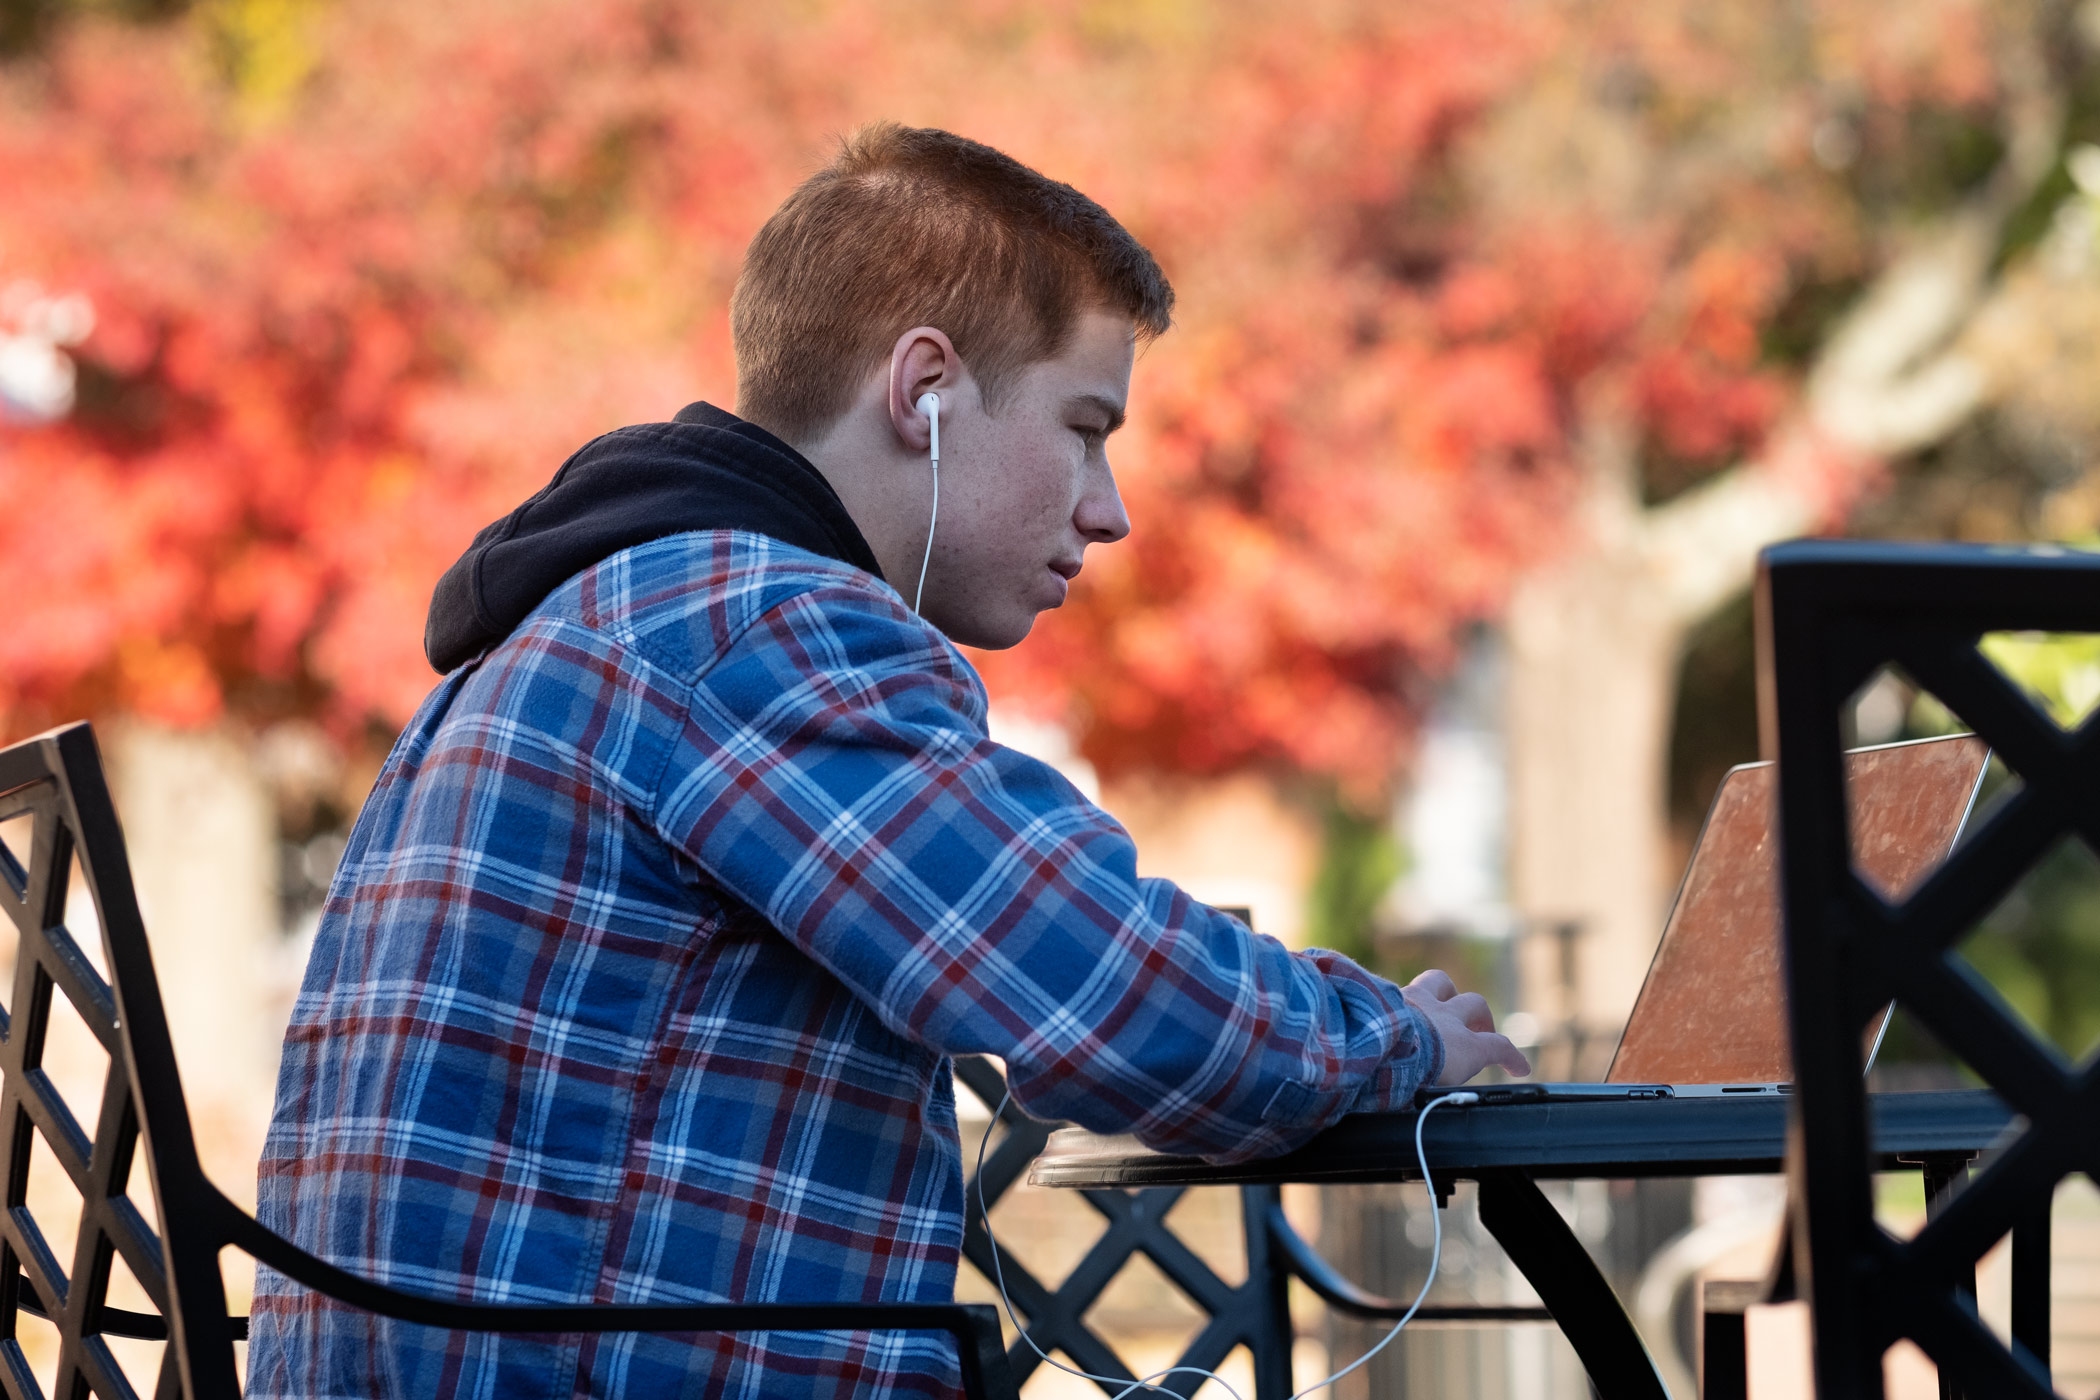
[1402,969,1531,1086]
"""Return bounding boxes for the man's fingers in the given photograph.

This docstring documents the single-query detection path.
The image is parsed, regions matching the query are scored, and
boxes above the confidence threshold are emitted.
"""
[1493,1036,1532,1077]
[1432,1026,1533,1085]
[1403,973,1529,1083]
[1407,968,1458,1002]
[1449,991,1493,1033]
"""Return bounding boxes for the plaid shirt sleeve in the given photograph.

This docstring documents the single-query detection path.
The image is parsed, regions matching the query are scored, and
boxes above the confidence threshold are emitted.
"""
[654,576,1443,1164]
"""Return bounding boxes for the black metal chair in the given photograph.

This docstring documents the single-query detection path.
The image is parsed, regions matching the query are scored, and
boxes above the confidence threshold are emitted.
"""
[0,723,1016,1399]
[1758,539,2087,1399]
[956,1056,1299,1397]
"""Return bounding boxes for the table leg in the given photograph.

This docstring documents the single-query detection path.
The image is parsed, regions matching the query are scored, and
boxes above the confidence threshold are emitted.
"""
[1239,1185,1296,1400]
[1917,1153,1974,1400]
[2012,1198,2050,1376]
[1475,1170,1669,1400]
[1699,1279,1761,1400]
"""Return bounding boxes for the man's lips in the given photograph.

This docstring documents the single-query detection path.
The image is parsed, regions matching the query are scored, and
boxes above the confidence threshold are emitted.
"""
[1045,560,1078,604]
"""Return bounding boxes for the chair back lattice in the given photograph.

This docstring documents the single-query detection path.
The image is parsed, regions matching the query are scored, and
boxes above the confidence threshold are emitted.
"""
[0,723,215,1400]
[954,1057,1293,1399]
[1760,540,2100,1400]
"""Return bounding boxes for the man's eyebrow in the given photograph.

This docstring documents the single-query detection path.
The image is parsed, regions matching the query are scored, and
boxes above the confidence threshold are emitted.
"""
[1071,393,1127,434]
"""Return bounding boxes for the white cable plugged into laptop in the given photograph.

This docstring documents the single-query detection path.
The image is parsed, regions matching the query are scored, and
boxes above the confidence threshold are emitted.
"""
[974,1085,1478,1399]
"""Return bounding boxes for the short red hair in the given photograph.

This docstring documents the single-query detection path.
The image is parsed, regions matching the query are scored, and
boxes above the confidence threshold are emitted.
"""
[731,123,1173,444]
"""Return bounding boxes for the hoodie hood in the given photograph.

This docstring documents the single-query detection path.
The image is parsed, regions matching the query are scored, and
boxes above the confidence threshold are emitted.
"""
[424,402,882,673]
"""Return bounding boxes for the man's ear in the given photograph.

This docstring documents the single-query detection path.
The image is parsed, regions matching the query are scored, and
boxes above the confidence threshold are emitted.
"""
[887,325,961,453]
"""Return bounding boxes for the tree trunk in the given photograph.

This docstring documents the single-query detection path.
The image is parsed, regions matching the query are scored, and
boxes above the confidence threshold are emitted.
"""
[103,721,283,1211]
[1505,544,1684,1052]
[1497,43,2064,1052]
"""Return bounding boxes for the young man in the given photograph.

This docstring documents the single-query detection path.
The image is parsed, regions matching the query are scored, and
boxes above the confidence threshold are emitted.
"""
[248,124,1525,1398]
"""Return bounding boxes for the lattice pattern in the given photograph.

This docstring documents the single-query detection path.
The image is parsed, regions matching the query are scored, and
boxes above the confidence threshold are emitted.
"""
[1761,541,2100,1400]
[955,1056,1291,1399]
[0,748,175,1400]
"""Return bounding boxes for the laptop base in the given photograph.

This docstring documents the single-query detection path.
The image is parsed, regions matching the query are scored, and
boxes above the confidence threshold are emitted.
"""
[1422,1082,1791,1106]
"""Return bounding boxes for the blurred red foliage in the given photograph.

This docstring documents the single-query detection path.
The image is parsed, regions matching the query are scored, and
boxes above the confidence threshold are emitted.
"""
[0,0,2007,794]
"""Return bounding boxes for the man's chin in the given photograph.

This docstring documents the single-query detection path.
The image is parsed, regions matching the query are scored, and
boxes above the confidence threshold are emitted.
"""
[939,608,1037,651]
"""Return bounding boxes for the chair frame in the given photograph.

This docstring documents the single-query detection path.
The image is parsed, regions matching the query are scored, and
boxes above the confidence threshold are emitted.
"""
[1759,539,2091,1399]
[0,723,1014,1400]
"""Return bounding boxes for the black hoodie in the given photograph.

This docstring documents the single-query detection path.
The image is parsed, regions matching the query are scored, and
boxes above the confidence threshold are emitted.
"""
[423,402,884,673]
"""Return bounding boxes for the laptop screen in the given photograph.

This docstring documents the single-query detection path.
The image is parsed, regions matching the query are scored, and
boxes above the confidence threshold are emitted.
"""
[1606,733,1989,1086]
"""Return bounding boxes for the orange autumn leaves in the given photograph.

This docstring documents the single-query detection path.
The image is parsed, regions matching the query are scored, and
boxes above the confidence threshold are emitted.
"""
[0,0,2011,793]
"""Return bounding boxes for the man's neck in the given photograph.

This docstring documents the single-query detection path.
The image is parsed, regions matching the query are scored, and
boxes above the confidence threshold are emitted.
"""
[763,394,929,590]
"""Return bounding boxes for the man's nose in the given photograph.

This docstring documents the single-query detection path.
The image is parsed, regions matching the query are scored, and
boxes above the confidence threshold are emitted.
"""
[1076,458,1131,544]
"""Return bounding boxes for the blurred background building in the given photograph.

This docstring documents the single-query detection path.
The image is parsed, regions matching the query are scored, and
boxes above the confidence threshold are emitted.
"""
[12,0,2100,1394]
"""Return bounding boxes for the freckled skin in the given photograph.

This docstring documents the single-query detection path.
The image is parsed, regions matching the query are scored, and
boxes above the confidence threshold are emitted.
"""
[785,309,1136,649]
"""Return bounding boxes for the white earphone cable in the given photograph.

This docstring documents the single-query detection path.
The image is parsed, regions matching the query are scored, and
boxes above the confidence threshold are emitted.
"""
[913,391,941,615]
[913,460,938,615]
[973,1084,1477,1399]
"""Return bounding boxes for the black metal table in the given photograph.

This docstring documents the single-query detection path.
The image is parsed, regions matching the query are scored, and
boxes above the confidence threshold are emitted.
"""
[1030,1090,2021,1399]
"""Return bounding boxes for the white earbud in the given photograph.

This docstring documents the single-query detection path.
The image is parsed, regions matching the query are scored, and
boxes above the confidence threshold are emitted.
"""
[913,392,941,614]
[915,391,941,464]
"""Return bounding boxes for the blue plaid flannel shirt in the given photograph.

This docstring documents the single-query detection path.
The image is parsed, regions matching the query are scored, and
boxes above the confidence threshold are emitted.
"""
[247,531,1441,1399]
